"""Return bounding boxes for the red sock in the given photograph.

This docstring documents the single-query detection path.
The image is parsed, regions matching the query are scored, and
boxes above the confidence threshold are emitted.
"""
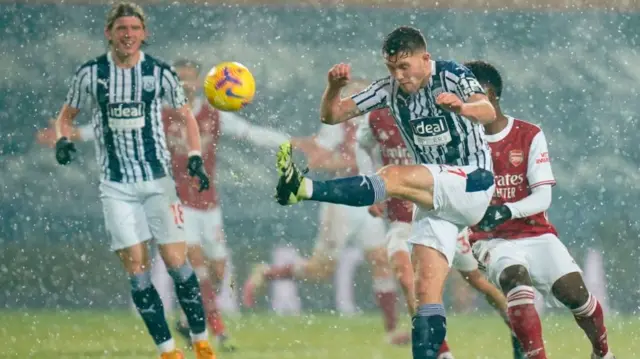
[264,264,295,280]
[507,286,547,359]
[198,275,225,336]
[572,294,609,357]
[374,278,398,333]
[438,339,451,355]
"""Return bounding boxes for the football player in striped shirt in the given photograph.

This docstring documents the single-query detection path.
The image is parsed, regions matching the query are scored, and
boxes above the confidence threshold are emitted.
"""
[465,60,615,359]
[275,26,496,359]
[52,3,214,359]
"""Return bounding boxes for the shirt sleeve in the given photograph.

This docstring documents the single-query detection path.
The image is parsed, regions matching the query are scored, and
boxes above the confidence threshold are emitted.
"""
[350,77,391,113]
[314,124,345,151]
[161,66,188,109]
[505,185,552,219]
[443,63,486,102]
[219,111,290,148]
[527,130,556,188]
[64,65,92,109]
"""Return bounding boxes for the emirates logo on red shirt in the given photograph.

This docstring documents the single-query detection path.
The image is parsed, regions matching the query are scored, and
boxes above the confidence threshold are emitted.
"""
[509,149,524,167]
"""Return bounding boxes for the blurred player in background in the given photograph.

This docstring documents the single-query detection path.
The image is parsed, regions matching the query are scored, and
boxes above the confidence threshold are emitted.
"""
[243,80,409,346]
[39,57,293,351]
[465,60,615,359]
[50,3,214,358]
[274,26,496,359]
[357,108,524,359]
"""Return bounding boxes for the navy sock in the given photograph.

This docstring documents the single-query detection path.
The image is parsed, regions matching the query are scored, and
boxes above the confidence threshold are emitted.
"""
[130,272,172,345]
[309,174,386,206]
[169,263,207,335]
[412,304,447,359]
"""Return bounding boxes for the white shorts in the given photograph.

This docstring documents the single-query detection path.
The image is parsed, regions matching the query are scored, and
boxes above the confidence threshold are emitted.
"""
[408,164,494,266]
[100,177,182,252]
[472,233,582,297]
[183,206,227,260]
[313,203,386,259]
[386,221,478,272]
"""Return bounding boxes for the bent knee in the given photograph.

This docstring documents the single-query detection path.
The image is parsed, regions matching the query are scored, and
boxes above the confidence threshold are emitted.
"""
[498,264,532,293]
[551,272,590,309]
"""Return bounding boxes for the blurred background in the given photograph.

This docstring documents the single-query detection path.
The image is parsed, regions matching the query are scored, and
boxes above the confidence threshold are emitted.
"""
[1,0,639,319]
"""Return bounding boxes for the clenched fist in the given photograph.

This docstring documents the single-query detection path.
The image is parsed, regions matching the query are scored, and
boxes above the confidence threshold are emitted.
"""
[327,63,351,89]
[436,93,464,114]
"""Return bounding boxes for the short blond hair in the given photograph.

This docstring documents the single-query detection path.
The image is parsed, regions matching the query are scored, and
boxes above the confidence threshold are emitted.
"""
[106,2,146,30]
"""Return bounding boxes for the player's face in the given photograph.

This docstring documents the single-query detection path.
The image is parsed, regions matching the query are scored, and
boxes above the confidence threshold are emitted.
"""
[105,16,146,58]
[176,66,200,100]
[384,51,431,94]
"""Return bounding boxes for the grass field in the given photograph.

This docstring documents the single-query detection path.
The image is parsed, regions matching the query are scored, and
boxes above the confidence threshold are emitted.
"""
[1,310,638,358]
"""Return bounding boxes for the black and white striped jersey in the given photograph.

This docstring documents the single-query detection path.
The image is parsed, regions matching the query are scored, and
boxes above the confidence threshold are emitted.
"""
[351,60,492,171]
[65,51,187,183]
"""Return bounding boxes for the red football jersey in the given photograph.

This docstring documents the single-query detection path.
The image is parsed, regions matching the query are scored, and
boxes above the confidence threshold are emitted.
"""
[163,98,221,210]
[359,108,415,223]
[469,117,557,243]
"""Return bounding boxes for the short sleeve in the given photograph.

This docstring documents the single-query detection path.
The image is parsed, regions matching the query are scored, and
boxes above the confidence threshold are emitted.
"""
[350,77,391,113]
[443,63,486,102]
[65,65,92,109]
[161,66,188,109]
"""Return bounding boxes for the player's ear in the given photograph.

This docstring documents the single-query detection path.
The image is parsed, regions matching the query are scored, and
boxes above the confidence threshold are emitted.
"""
[422,52,430,63]
[104,27,112,43]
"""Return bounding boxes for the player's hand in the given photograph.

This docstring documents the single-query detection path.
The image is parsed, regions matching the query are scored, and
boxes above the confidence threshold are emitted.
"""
[55,137,77,165]
[476,205,512,232]
[368,203,385,218]
[327,63,351,89]
[436,93,464,114]
[187,155,210,192]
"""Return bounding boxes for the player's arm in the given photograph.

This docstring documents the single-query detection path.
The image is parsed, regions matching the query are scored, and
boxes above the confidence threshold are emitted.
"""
[303,124,356,172]
[53,65,92,164]
[219,111,291,148]
[320,64,389,125]
[459,93,496,125]
[162,66,209,192]
[504,130,556,218]
[477,130,555,230]
[437,64,496,124]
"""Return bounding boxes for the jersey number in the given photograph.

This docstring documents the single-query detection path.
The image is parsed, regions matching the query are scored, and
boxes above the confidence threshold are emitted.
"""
[442,165,467,178]
[170,203,184,227]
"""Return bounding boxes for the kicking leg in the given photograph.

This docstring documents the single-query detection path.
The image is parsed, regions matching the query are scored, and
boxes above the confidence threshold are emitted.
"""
[552,272,613,359]
[275,141,435,209]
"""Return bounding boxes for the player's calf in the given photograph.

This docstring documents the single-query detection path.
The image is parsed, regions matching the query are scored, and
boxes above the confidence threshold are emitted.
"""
[129,270,176,354]
[499,265,547,359]
[167,261,208,342]
[411,245,449,359]
[552,272,612,359]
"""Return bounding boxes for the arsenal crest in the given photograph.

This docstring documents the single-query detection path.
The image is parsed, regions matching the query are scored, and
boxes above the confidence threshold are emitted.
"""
[509,149,524,167]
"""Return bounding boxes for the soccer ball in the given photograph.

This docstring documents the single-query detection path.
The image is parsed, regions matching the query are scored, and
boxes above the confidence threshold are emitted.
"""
[203,62,255,112]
